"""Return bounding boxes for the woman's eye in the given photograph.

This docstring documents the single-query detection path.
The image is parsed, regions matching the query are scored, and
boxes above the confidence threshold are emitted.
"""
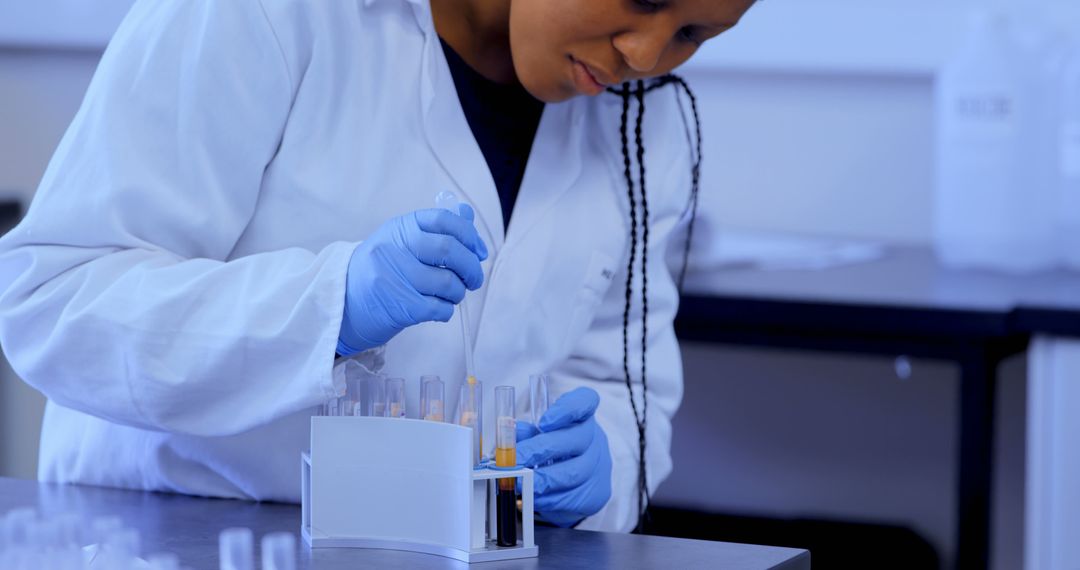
[633,0,665,13]
[677,26,701,46]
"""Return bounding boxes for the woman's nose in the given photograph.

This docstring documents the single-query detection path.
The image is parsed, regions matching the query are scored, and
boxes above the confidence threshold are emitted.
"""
[613,28,669,74]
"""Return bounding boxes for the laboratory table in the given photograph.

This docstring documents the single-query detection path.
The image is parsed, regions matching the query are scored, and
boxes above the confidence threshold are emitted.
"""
[0,477,810,569]
[675,246,1080,570]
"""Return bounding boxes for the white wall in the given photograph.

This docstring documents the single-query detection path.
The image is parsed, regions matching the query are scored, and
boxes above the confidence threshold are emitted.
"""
[0,49,100,202]
[683,69,934,244]
[0,48,101,479]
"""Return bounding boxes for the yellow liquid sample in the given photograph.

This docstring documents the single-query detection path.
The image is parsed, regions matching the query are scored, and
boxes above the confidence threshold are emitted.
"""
[496,447,516,490]
[425,401,444,422]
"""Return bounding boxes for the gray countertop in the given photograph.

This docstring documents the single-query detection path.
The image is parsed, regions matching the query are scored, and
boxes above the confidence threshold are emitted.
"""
[0,477,809,569]
[682,245,1080,338]
[686,245,1080,315]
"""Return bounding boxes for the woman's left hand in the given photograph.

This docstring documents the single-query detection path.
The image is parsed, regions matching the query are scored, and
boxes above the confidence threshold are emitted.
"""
[515,387,613,527]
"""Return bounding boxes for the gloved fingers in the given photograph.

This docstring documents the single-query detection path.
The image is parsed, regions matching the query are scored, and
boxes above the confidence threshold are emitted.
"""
[538,387,600,432]
[413,209,489,261]
[516,420,540,442]
[404,295,455,324]
[405,233,484,290]
[532,444,600,495]
[404,262,467,304]
[516,416,596,467]
[458,203,475,222]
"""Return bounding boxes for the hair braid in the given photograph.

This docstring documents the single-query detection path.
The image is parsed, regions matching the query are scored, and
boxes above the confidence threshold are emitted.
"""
[617,86,642,509]
[605,74,703,533]
[632,80,651,524]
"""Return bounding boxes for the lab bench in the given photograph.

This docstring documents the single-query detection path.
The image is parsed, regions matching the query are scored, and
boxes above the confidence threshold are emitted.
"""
[0,477,810,569]
[675,245,1080,570]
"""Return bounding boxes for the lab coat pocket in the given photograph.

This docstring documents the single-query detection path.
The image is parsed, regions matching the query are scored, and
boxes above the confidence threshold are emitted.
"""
[560,250,618,356]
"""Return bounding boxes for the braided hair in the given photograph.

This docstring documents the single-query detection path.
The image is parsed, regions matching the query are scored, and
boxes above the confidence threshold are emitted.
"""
[606,75,702,533]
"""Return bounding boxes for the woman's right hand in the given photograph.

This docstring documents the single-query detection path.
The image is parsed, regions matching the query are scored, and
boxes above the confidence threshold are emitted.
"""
[337,206,488,356]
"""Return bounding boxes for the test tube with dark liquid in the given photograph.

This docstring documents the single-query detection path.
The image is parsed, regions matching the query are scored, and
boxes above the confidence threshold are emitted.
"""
[494,385,517,547]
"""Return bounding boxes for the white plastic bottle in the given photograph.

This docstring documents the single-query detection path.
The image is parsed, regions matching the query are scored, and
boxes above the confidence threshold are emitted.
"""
[935,10,1057,273]
[1059,38,1080,270]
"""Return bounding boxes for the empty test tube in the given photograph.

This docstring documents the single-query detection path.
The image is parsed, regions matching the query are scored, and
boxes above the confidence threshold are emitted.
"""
[387,378,406,418]
[420,376,445,422]
[529,374,550,428]
[455,376,483,465]
[51,513,84,550]
[495,385,517,547]
[90,515,123,547]
[104,527,142,568]
[4,507,37,546]
[261,532,296,570]
[219,527,254,570]
[147,553,181,570]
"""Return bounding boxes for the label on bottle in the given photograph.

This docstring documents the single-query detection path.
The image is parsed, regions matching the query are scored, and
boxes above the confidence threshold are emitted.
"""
[945,92,1018,140]
[1062,122,1080,178]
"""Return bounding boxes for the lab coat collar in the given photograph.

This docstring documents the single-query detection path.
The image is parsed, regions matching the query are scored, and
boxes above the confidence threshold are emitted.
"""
[416,15,505,246]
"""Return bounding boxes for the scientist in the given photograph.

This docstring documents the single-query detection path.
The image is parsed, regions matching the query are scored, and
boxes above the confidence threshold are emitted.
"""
[0,0,754,531]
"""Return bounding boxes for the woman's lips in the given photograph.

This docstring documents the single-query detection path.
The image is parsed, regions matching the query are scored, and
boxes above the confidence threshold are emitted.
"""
[571,58,606,96]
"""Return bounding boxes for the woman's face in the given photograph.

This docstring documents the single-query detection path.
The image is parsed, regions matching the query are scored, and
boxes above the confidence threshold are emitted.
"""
[509,0,756,102]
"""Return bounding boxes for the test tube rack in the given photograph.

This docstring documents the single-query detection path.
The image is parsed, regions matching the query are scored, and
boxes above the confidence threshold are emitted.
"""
[301,416,539,563]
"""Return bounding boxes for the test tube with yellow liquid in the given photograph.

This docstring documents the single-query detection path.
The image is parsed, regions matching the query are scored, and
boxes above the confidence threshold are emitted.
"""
[494,385,517,547]
[455,376,483,465]
[420,375,444,422]
[386,378,406,418]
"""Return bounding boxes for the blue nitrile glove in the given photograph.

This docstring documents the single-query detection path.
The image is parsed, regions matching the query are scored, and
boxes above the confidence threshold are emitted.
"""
[516,387,613,527]
[337,205,488,356]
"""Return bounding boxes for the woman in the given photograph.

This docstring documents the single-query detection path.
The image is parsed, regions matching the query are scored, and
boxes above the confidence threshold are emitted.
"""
[0,0,754,532]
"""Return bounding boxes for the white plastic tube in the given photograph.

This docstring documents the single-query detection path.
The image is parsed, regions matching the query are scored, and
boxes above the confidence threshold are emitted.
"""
[260,532,296,570]
[219,528,254,570]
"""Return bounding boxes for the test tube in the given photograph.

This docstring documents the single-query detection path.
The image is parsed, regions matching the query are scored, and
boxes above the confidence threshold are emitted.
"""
[387,378,406,418]
[455,376,483,465]
[366,376,387,417]
[494,385,517,547]
[147,553,181,570]
[529,374,550,428]
[219,527,254,570]
[341,360,365,417]
[260,532,296,570]
[52,513,84,550]
[104,527,141,568]
[90,515,123,547]
[420,376,445,422]
[5,508,37,546]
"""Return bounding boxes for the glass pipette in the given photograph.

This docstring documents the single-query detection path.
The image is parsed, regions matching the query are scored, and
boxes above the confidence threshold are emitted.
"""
[435,191,478,384]
[529,373,550,428]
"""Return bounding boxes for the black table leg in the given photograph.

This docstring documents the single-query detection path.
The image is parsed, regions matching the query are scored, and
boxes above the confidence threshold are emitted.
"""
[954,344,1003,570]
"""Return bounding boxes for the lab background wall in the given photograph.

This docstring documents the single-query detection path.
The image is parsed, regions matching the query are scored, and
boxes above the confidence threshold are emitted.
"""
[2,1,1077,569]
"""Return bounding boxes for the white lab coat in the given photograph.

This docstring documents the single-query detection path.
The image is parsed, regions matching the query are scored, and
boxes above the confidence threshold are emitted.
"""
[0,0,693,532]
